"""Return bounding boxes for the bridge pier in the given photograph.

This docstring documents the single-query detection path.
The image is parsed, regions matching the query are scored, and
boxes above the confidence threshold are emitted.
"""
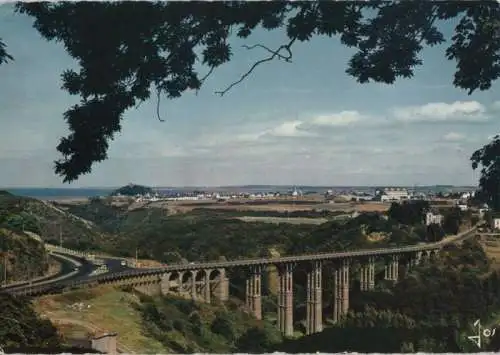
[245,265,262,320]
[423,251,433,264]
[368,256,375,290]
[160,272,171,295]
[204,269,211,304]
[360,262,367,291]
[384,255,399,282]
[409,251,421,270]
[390,255,399,281]
[277,263,294,337]
[214,268,229,302]
[191,270,198,300]
[333,259,349,323]
[342,259,349,315]
[306,261,322,335]
[360,257,374,291]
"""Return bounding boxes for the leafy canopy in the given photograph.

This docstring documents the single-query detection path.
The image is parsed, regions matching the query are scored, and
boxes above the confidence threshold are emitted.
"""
[471,135,500,211]
[1,2,499,182]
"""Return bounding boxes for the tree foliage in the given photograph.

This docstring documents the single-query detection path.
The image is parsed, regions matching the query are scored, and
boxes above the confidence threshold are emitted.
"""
[387,201,430,226]
[471,135,500,211]
[0,293,60,349]
[0,1,495,182]
[0,38,13,65]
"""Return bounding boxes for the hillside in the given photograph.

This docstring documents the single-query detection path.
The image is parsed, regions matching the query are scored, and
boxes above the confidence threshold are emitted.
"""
[33,287,282,353]
[111,184,153,196]
[0,292,100,353]
[0,228,49,283]
[60,199,431,263]
[0,191,55,282]
[0,191,106,252]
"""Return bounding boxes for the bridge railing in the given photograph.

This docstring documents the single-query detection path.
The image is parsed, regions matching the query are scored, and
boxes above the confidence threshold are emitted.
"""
[7,224,480,297]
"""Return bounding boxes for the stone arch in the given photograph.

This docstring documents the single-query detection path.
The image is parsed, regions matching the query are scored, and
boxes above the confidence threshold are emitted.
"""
[195,270,205,283]
[168,271,180,282]
[208,268,221,282]
[429,249,438,261]
[180,270,196,293]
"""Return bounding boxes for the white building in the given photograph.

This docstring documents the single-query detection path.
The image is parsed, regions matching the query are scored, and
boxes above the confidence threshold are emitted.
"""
[380,188,409,202]
[457,204,468,211]
[426,211,444,226]
[494,218,500,230]
[479,207,489,218]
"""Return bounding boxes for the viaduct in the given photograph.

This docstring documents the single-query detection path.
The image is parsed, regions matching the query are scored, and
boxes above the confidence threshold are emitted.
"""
[10,226,479,337]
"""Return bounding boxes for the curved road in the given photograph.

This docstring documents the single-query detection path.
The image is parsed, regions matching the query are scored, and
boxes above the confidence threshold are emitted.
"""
[2,253,133,293]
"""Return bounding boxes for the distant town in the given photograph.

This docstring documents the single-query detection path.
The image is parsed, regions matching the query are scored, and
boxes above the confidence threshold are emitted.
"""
[112,183,480,208]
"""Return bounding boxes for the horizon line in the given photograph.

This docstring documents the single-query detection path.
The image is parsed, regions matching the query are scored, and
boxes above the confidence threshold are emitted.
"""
[1,184,478,189]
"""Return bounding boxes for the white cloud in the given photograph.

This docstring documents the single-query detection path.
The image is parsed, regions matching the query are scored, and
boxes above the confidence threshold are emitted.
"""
[392,101,487,123]
[268,120,312,137]
[311,111,363,126]
[443,132,465,141]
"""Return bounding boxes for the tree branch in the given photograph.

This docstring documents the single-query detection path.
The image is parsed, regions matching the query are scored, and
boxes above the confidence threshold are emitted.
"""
[215,37,296,96]
[196,66,216,95]
[156,88,165,122]
[241,43,293,62]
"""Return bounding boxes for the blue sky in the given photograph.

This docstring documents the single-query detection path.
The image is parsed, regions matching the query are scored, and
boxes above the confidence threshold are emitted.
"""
[0,4,499,188]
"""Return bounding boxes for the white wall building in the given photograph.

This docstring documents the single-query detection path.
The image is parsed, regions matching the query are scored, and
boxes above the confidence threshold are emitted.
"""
[494,218,500,230]
[380,188,409,202]
[426,211,444,226]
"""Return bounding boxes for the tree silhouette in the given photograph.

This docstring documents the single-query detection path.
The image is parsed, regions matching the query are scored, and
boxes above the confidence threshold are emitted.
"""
[471,136,500,211]
[0,2,499,182]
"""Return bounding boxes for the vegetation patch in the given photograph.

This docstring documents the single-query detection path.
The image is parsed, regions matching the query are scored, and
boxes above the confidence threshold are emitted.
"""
[0,228,49,283]
[136,294,282,353]
[33,287,168,353]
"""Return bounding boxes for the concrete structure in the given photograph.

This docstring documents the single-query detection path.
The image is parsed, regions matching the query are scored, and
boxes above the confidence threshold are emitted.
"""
[7,226,479,337]
[494,218,500,230]
[425,211,444,226]
[380,188,409,201]
[91,332,117,354]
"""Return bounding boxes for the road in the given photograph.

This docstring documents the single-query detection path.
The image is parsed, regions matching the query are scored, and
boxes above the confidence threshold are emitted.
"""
[68,257,133,283]
[103,258,131,273]
[1,252,134,293]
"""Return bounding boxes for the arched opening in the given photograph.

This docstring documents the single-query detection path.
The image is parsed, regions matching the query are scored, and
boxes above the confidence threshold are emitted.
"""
[167,271,181,293]
[180,270,194,293]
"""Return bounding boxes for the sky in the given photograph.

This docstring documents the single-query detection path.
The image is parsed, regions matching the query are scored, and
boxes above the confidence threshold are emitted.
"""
[0,4,499,188]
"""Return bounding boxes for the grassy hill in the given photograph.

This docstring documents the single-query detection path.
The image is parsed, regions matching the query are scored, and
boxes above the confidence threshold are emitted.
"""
[0,191,106,252]
[33,287,282,353]
[0,227,49,283]
[0,292,99,353]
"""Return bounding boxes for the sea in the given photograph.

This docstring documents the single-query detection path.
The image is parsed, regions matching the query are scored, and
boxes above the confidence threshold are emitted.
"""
[2,188,114,200]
